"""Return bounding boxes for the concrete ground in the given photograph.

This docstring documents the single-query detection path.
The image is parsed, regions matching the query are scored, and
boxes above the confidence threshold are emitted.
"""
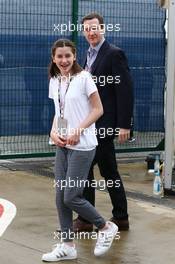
[0,158,175,264]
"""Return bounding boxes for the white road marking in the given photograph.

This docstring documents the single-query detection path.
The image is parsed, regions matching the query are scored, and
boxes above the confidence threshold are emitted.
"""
[0,198,17,236]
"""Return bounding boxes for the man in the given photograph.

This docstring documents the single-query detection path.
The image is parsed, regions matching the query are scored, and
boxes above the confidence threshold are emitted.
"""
[73,12,134,232]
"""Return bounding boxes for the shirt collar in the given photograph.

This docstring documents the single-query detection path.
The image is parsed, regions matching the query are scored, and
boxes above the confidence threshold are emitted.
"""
[88,38,105,54]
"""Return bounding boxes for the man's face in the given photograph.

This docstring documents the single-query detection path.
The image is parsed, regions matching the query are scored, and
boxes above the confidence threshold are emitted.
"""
[83,18,104,47]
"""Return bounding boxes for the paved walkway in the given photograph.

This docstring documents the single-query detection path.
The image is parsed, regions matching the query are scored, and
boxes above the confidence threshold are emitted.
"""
[0,160,175,264]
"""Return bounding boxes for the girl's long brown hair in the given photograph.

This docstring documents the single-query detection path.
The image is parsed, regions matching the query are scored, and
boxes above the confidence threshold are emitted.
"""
[48,39,82,78]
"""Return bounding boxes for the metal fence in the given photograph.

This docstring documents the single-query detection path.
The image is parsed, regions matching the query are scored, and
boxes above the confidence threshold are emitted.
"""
[0,0,166,158]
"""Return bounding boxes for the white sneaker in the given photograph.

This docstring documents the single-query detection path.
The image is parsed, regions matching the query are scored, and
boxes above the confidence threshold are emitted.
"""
[94,221,118,257]
[42,243,77,262]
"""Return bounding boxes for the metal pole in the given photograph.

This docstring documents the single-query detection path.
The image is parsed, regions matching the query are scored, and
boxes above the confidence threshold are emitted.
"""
[71,0,79,45]
[164,0,175,189]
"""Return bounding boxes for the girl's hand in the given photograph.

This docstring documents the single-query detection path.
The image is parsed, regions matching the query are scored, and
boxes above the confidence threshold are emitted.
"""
[66,130,81,145]
[50,131,66,147]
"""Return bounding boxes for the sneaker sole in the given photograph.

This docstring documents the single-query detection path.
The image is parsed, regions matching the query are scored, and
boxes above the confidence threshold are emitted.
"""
[42,256,77,262]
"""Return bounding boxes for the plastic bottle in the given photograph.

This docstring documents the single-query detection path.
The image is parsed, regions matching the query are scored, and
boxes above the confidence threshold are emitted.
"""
[153,171,163,196]
[153,155,163,197]
[154,155,160,176]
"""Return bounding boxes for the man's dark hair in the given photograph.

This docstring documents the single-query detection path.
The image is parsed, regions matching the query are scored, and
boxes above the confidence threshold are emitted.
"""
[81,12,104,28]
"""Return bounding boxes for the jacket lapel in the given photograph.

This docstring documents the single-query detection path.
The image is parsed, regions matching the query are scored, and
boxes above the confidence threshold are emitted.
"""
[91,41,110,74]
[83,41,110,73]
[83,56,87,69]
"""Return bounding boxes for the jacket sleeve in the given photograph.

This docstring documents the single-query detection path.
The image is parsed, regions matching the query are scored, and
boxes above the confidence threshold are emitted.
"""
[111,48,134,129]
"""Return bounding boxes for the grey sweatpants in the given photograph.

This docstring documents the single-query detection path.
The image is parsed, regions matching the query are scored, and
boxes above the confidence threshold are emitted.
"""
[55,147,106,242]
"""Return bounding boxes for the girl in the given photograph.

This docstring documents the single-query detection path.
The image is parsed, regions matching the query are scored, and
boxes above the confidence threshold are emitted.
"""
[42,39,118,262]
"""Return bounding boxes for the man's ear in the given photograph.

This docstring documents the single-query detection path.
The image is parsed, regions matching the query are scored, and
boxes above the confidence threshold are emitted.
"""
[82,29,86,36]
[100,25,105,35]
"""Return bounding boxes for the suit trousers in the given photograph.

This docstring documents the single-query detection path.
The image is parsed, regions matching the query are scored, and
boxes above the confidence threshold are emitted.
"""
[78,138,128,223]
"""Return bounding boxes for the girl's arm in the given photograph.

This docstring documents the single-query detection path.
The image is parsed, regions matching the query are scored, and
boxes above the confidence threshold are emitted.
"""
[67,91,103,145]
[78,90,103,131]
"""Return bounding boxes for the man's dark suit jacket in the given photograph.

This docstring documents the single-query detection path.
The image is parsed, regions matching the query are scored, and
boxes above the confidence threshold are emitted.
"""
[83,40,134,139]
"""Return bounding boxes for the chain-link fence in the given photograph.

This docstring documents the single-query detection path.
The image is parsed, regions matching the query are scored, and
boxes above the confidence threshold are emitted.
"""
[0,0,166,157]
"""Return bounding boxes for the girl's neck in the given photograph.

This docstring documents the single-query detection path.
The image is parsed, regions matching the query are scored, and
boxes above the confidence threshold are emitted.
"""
[59,72,72,83]
[60,70,73,78]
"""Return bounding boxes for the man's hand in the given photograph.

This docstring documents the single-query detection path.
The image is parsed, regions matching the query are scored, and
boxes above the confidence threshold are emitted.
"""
[118,128,130,143]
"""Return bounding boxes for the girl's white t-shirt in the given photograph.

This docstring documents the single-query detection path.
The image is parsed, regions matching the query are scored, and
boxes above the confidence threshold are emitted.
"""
[49,70,98,151]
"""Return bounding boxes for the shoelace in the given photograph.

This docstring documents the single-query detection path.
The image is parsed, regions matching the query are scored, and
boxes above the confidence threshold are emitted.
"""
[96,233,108,246]
[52,243,61,251]
[96,230,113,247]
[52,244,68,258]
